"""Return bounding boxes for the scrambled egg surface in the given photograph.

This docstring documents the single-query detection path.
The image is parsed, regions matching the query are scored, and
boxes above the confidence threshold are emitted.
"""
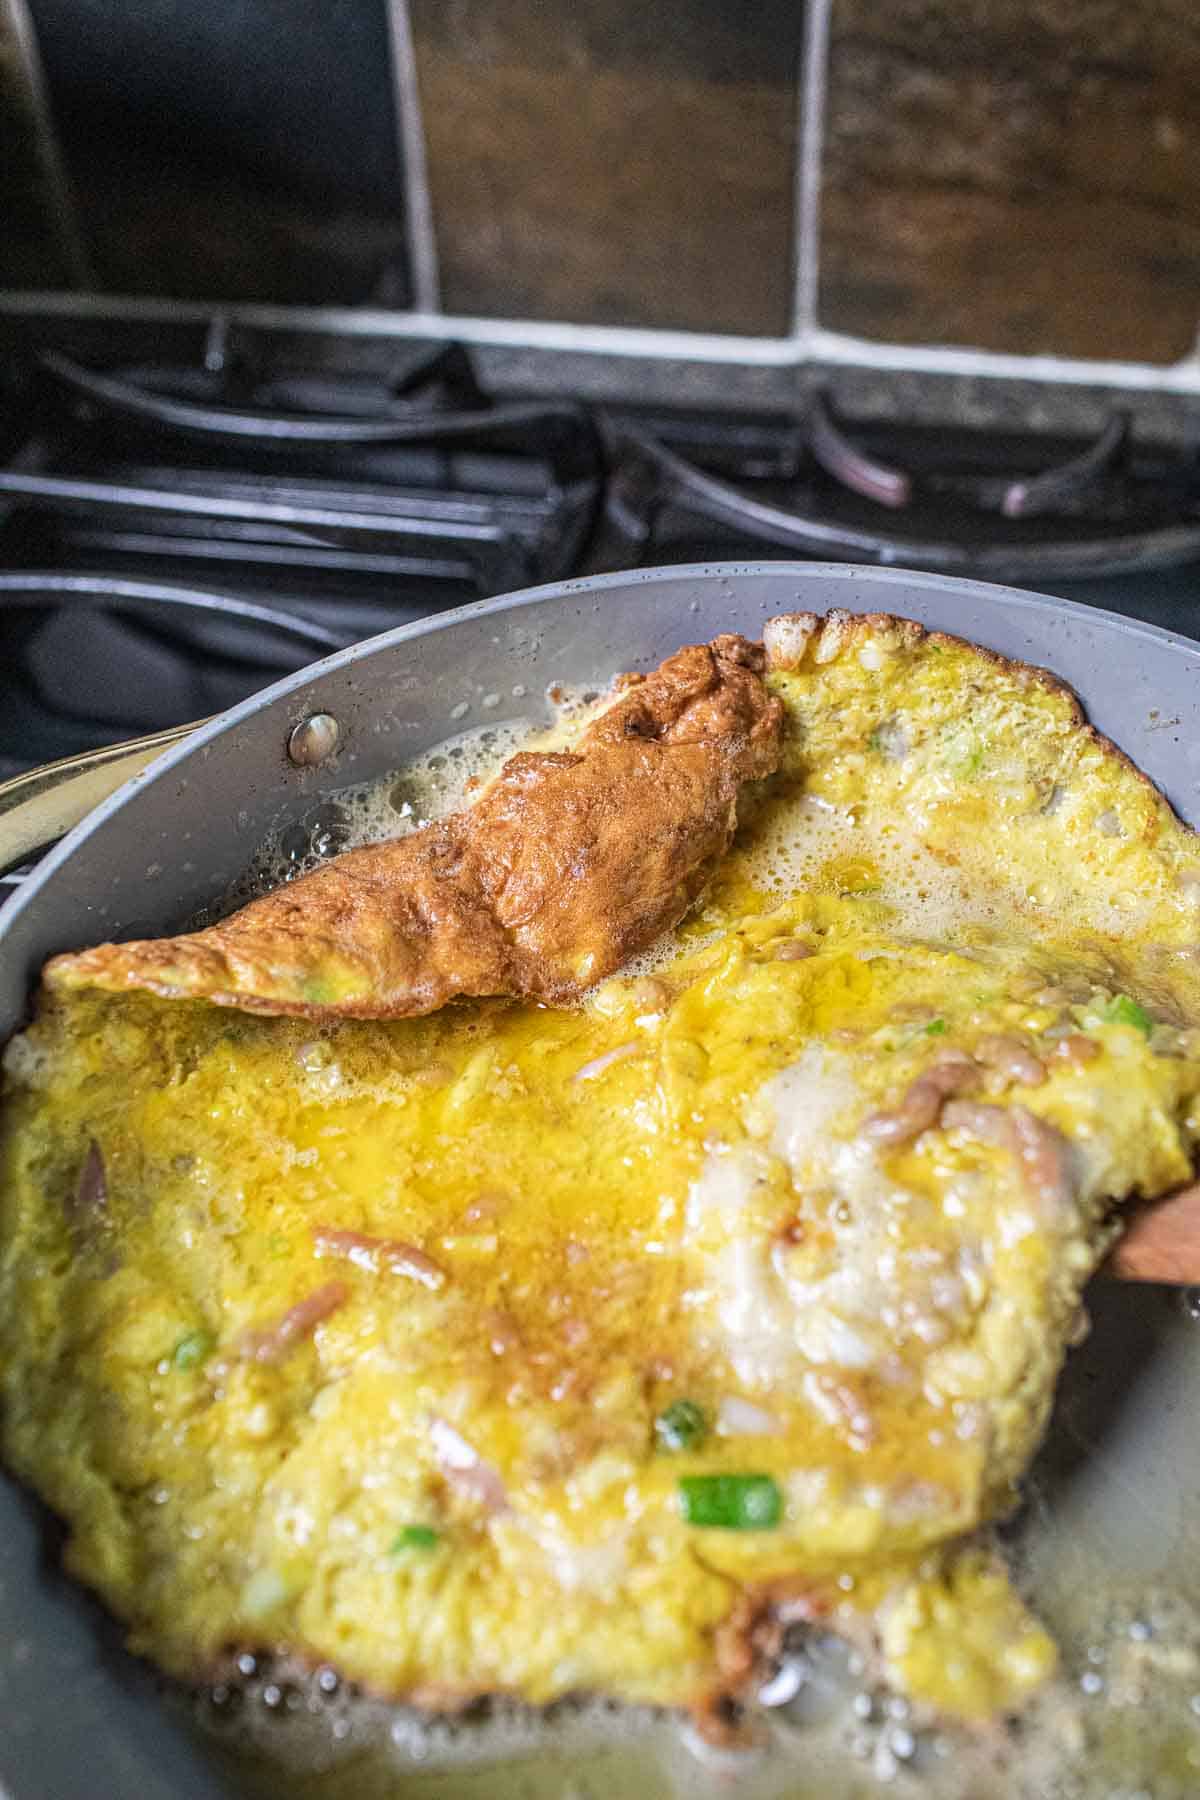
[4,614,1200,1724]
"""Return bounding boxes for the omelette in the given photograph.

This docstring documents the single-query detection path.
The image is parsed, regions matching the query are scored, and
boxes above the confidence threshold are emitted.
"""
[3,608,1200,1738]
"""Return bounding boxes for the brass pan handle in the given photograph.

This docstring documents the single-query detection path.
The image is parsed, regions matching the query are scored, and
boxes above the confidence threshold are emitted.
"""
[0,721,205,879]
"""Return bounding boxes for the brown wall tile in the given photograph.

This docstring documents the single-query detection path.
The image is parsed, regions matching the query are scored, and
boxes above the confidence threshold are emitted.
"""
[409,0,803,334]
[822,0,1200,362]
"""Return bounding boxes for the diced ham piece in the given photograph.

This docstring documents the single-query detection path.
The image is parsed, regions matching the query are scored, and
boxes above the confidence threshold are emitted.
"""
[429,1417,509,1514]
[939,1100,1010,1147]
[1009,1106,1073,1216]
[940,1101,1074,1219]
[862,1051,978,1148]
[313,1225,446,1290]
[237,1281,349,1364]
[1053,1034,1101,1069]
[973,1035,1046,1088]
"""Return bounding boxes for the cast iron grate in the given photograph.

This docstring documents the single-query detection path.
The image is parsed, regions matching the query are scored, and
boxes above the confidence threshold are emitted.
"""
[3,320,1200,775]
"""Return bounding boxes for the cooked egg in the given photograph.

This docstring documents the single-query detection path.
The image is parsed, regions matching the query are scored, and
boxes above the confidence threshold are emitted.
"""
[3,612,1200,1730]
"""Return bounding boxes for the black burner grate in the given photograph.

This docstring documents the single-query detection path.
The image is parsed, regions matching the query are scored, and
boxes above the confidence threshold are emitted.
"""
[601,394,1200,583]
[3,326,1200,777]
[0,338,604,767]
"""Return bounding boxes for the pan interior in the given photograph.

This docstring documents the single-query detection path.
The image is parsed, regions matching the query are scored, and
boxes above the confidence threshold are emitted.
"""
[1,566,1200,1800]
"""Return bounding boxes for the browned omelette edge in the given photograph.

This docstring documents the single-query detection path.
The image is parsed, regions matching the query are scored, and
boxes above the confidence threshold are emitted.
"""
[763,607,1174,828]
[39,635,783,1021]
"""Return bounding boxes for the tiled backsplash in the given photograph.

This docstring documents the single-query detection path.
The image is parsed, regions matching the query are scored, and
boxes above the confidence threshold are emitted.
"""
[407,0,803,334]
[822,0,1200,364]
[3,0,1200,369]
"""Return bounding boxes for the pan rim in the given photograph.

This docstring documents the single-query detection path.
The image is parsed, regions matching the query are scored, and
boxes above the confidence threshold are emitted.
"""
[3,558,1196,939]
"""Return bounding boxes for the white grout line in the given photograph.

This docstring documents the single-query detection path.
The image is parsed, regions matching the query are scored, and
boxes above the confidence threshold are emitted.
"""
[2,0,93,289]
[6,289,1200,397]
[382,0,441,314]
[0,292,800,363]
[312,309,803,363]
[807,326,1200,394]
[792,0,832,339]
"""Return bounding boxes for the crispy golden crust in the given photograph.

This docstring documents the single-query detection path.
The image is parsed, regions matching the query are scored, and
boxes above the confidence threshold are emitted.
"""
[43,636,783,1020]
[206,1572,838,1734]
[762,607,1179,824]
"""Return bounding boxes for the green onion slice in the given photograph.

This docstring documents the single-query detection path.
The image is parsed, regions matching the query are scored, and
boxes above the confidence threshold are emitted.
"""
[655,1399,708,1452]
[171,1328,215,1371]
[391,1525,440,1553]
[679,1473,782,1530]
[1103,994,1153,1038]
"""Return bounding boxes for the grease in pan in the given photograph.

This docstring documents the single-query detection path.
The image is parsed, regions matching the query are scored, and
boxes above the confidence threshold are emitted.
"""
[3,610,1200,1735]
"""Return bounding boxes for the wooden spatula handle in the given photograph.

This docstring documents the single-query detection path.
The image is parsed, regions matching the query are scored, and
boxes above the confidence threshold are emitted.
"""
[1106,1183,1200,1285]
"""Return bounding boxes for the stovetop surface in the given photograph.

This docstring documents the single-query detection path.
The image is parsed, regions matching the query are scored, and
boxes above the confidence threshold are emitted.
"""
[4,333,1200,781]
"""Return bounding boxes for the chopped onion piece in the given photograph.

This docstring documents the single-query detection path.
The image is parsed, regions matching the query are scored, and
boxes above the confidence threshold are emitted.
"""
[758,1657,808,1708]
[573,1041,641,1083]
[429,1417,509,1515]
[72,1139,108,1224]
[718,1395,783,1437]
[941,1101,1073,1218]
[313,1226,446,1290]
[237,1281,348,1364]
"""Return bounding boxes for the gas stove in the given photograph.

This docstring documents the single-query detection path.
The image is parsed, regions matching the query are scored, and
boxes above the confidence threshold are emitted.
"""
[4,316,1200,785]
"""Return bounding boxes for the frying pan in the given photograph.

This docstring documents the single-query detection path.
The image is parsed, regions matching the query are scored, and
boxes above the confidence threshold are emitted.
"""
[1,562,1199,1799]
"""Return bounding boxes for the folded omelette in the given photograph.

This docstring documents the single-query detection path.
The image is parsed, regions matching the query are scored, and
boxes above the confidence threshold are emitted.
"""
[3,609,1200,1734]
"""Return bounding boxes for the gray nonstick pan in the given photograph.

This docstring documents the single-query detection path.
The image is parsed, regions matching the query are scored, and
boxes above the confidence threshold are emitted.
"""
[1,562,1199,1800]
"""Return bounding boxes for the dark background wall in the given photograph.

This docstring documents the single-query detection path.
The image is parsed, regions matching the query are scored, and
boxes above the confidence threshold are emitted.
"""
[6,0,411,303]
[3,0,1199,364]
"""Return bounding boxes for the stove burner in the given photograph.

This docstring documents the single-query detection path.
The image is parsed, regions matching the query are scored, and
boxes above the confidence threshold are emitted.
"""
[808,392,911,510]
[606,399,1200,583]
[3,324,1200,780]
[38,347,601,483]
[1000,411,1130,520]
[0,338,608,769]
[804,392,1137,522]
[0,571,347,651]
